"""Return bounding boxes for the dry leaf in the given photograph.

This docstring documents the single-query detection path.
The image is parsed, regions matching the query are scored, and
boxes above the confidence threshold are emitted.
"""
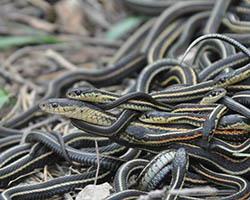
[55,0,88,35]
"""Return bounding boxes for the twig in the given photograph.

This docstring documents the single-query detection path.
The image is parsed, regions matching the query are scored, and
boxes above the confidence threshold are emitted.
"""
[6,12,56,32]
[45,49,78,70]
[94,139,100,185]
[56,163,67,176]
[168,186,218,196]
[139,186,224,200]
[22,116,60,132]
[8,169,42,186]
[53,120,70,132]
[43,165,53,181]
[27,89,36,107]
[2,60,44,93]
[44,165,48,182]
[138,187,168,200]
[20,85,29,111]
[63,121,70,136]
[2,42,120,71]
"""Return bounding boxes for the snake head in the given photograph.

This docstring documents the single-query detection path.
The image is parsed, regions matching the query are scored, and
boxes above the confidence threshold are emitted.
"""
[66,87,96,98]
[209,88,226,97]
[173,148,188,170]
[66,87,106,103]
[139,111,167,123]
[39,98,83,114]
[213,70,236,86]
[200,88,227,104]
[66,88,83,97]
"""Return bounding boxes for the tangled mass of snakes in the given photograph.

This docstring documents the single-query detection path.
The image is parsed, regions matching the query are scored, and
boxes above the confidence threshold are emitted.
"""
[3,0,250,199]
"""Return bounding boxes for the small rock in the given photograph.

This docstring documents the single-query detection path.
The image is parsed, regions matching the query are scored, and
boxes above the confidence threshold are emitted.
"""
[76,183,113,200]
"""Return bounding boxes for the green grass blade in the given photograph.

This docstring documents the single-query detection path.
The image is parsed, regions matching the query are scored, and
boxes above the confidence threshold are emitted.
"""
[105,16,148,41]
[0,89,10,109]
[0,35,63,49]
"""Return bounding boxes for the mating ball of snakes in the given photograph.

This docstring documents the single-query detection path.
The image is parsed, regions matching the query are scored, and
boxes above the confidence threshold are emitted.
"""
[2,0,250,199]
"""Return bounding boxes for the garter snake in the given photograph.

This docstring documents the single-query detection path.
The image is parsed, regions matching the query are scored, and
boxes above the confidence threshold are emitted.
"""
[138,150,175,191]
[210,137,250,156]
[147,19,185,64]
[168,143,250,176]
[199,87,227,104]
[182,33,250,63]
[114,159,148,192]
[193,39,235,71]
[203,0,231,34]
[232,90,250,106]
[1,169,111,200]
[150,62,250,103]
[66,58,197,109]
[139,110,250,131]
[141,1,215,53]
[0,135,22,149]
[0,130,142,199]
[40,98,249,149]
[198,50,250,82]
[168,11,210,58]
[135,58,197,93]
[164,148,188,200]
[66,88,173,111]
[3,2,250,200]
[192,164,250,200]
[0,131,132,188]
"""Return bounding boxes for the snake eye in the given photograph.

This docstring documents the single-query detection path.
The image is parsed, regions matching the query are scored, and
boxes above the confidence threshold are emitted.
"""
[67,92,72,96]
[40,103,46,108]
[75,90,81,96]
[211,92,216,97]
[52,103,58,108]
[219,78,226,84]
